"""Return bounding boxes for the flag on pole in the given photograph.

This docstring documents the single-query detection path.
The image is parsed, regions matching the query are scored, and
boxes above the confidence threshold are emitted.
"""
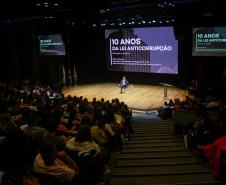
[63,64,66,83]
[74,63,77,81]
[68,64,72,84]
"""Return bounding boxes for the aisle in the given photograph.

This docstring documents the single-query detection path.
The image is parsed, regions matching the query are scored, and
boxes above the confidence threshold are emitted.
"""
[109,112,221,185]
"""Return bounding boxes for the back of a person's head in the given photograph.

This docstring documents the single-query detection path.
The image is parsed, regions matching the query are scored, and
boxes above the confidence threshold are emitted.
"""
[53,107,62,120]
[45,118,58,133]
[27,114,37,126]
[69,108,77,121]
[39,141,57,166]
[81,116,92,126]
[78,102,88,114]
[75,124,92,143]
[0,113,11,130]
[178,102,185,109]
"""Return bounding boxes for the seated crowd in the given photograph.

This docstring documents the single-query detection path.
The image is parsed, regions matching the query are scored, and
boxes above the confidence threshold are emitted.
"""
[158,93,226,181]
[0,78,133,185]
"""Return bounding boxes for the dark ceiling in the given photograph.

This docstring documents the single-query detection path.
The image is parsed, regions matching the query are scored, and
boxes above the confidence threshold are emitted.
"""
[0,0,223,25]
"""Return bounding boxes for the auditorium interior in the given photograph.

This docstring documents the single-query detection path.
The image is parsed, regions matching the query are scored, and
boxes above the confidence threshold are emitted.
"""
[0,0,226,185]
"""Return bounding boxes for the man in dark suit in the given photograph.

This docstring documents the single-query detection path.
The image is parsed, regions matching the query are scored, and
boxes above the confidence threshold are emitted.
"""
[119,76,129,94]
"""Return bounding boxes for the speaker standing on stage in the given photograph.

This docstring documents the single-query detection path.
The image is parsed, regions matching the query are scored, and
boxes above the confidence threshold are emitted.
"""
[119,76,129,94]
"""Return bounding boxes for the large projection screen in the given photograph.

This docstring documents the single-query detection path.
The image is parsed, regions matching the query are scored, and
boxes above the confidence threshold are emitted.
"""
[105,27,178,74]
[192,27,226,56]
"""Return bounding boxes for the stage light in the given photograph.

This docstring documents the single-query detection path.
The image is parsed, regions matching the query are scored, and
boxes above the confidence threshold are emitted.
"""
[129,23,132,25]
[132,21,135,24]
[169,3,172,6]
[54,3,58,6]
[110,23,115,26]
[148,21,152,24]
[93,24,96,27]
[101,23,106,26]
[159,21,162,23]
[158,4,161,6]
[123,22,126,24]
[44,3,48,5]
[166,20,169,22]
[152,20,156,22]
[138,22,141,24]
[119,23,122,26]
[142,21,146,24]
[36,4,41,6]
[172,19,174,21]
[44,4,48,7]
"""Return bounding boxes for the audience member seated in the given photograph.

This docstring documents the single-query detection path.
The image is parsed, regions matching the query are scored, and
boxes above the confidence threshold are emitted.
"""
[43,118,67,149]
[174,108,202,138]
[188,109,213,148]
[33,141,79,184]
[0,113,27,177]
[206,97,219,111]
[53,107,77,134]
[22,114,48,141]
[66,124,100,157]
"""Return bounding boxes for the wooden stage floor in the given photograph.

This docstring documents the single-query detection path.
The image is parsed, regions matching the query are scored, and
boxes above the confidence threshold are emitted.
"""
[62,83,190,111]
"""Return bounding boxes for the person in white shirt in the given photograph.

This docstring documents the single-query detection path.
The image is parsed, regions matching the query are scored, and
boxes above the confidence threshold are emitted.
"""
[34,141,79,184]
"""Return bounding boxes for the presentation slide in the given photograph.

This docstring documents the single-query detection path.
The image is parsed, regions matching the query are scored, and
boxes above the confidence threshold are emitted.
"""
[38,34,66,56]
[105,27,178,74]
[192,27,226,56]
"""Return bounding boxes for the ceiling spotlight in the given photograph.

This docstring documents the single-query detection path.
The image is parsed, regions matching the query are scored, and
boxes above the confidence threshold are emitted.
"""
[159,21,163,23]
[101,23,106,26]
[93,24,97,27]
[142,21,146,23]
[44,2,48,4]
[119,23,122,26]
[54,3,58,6]
[148,21,152,24]
[172,19,174,21]
[123,22,126,25]
[152,20,156,23]
[129,23,132,25]
[132,21,135,24]
[36,4,41,6]
[138,22,141,24]
[166,20,169,22]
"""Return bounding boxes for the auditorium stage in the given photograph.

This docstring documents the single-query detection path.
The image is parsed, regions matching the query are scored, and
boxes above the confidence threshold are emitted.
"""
[62,83,190,111]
